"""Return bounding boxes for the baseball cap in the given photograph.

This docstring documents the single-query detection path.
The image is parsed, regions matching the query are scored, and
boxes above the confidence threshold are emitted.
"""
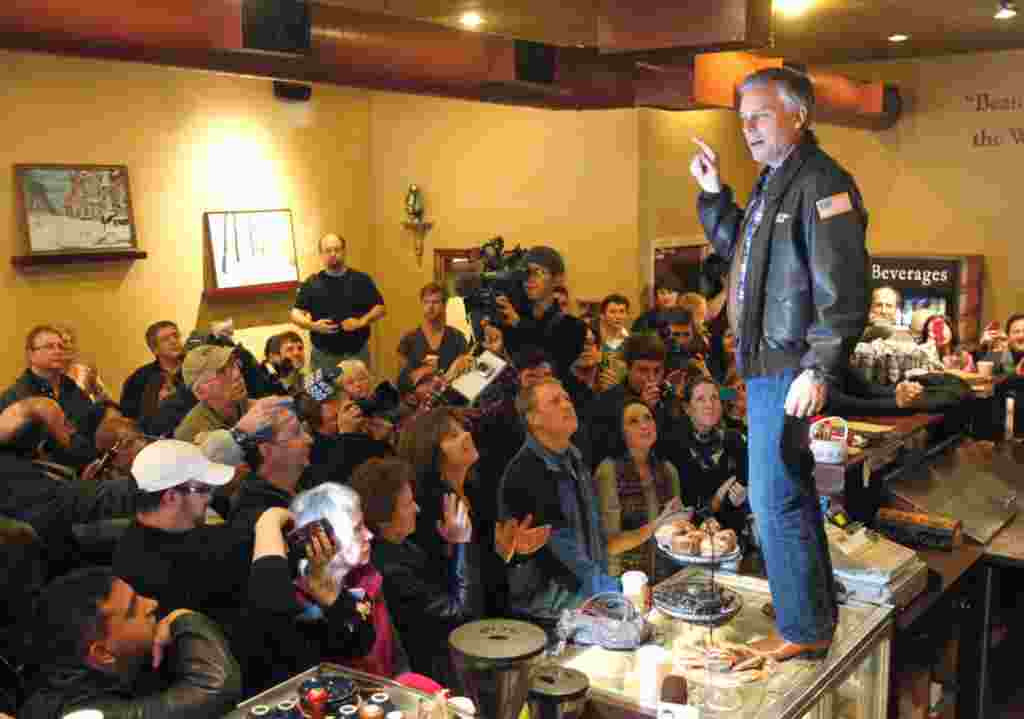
[132,439,234,492]
[196,430,246,467]
[182,345,235,389]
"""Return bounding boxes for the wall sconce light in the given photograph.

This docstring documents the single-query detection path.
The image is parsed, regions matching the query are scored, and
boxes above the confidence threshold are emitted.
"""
[995,0,1017,19]
[402,184,433,265]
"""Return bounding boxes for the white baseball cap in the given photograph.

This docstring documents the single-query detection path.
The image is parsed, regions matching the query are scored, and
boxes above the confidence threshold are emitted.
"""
[132,439,234,493]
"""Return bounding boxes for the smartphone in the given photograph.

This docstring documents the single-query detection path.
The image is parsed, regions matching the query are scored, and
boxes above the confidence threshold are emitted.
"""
[287,518,337,554]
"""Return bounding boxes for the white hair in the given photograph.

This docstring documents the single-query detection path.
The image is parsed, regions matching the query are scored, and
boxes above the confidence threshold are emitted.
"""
[290,482,362,579]
[338,359,368,380]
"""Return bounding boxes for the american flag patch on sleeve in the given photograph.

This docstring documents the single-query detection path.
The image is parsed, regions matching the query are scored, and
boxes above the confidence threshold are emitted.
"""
[816,192,853,220]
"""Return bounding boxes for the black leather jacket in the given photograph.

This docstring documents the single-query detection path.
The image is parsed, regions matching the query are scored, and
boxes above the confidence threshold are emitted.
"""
[697,138,869,381]
[371,539,481,688]
[21,612,241,719]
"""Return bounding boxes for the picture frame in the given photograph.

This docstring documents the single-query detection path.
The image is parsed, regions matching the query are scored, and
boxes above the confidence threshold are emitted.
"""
[203,209,299,297]
[15,164,138,256]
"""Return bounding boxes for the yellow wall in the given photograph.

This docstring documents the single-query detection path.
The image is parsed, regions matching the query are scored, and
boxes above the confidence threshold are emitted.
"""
[816,50,1024,324]
[1,50,371,393]
[365,92,641,382]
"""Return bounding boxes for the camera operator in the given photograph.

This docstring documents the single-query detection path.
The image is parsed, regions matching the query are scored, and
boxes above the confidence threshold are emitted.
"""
[495,246,587,380]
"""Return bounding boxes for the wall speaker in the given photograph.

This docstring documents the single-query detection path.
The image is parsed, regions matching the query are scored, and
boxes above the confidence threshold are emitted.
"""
[514,40,557,85]
[243,0,311,54]
[273,81,312,102]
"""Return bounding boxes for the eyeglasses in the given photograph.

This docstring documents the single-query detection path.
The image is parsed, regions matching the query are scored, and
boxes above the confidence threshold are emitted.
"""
[32,342,67,352]
[173,483,215,496]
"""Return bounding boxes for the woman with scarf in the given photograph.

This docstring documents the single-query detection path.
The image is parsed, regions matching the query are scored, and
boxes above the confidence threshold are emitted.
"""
[673,377,751,540]
[243,484,408,696]
[593,399,682,583]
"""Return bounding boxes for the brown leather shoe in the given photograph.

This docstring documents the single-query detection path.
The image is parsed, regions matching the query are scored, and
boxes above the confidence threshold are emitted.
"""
[749,637,831,662]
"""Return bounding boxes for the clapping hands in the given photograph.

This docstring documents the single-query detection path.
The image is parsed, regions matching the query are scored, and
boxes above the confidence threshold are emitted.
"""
[495,514,552,563]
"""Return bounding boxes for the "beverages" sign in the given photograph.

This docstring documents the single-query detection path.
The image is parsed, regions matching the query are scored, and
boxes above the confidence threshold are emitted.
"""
[870,256,958,290]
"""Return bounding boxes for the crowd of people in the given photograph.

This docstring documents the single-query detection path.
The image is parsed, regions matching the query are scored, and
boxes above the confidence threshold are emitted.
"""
[3,66,1023,719]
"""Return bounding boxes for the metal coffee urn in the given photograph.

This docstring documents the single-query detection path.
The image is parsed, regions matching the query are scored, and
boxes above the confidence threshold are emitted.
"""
[449,620,548,719]
[527,666,589,719]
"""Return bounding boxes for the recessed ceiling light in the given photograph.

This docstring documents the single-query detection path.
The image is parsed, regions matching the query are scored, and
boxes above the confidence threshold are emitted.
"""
[459,11,484,28]
[774,0,814,18]
[995,0,1017,19]
[888,34,910,42]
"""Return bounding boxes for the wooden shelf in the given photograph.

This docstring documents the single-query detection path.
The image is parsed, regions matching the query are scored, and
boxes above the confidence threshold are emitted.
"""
[203,281,299,300]
[12,250,147,268]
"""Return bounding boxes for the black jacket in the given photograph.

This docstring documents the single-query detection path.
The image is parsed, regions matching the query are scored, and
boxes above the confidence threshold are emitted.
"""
[142,381,197,438]
[226,476,293,532]
[239,556,376,696]
[501,304,587,380]
[697,138,869,381]
[0,370,105,468]
[120,361,163,422]
[372,540,481,688]
[21,612,241,719]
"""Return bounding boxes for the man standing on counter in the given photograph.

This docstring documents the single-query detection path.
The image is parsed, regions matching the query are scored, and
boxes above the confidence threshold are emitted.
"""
[690,67,869,660]
[291,233,386,373]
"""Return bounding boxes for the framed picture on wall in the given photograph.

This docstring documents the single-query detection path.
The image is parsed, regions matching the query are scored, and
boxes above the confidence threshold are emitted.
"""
[15,164,138,255]
[204,209,299,297]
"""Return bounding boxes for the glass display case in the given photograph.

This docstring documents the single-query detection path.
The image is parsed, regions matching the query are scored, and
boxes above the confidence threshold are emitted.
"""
[553,569,894,719]
[226,664,473,719]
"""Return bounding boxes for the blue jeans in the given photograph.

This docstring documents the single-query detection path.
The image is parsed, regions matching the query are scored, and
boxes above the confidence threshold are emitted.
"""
[746,369,836,643]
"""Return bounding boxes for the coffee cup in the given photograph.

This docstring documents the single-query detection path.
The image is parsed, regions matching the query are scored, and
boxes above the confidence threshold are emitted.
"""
[978,361,994,377]
[636,645,672,699]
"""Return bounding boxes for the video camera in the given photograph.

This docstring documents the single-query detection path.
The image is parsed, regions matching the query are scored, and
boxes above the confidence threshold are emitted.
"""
[458,236,530,325]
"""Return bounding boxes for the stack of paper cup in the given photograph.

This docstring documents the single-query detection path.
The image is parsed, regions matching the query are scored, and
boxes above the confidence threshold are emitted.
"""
[636,645,673,700]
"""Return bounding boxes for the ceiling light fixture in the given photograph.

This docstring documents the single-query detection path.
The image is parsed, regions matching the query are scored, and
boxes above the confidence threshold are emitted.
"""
[995,0,1017,19]
[459,11,484,28]
[773,0,814,18]
[888,34,910,42]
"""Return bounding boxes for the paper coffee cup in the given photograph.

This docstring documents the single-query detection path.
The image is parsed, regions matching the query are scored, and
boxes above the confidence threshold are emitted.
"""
[978,361,994,377]
[621,570,648,613]
[636,645,672,699]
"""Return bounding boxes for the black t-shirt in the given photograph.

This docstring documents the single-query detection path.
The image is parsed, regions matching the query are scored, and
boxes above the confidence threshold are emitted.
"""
[294,270,384,355]
[113,521,254,631]
[397,327,468,372]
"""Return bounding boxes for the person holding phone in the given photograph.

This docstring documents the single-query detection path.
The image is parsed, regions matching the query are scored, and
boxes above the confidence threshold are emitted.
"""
[241,487,383,694]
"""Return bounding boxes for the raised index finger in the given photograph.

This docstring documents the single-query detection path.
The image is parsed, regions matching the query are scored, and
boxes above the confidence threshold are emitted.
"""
[692,137,716,161]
